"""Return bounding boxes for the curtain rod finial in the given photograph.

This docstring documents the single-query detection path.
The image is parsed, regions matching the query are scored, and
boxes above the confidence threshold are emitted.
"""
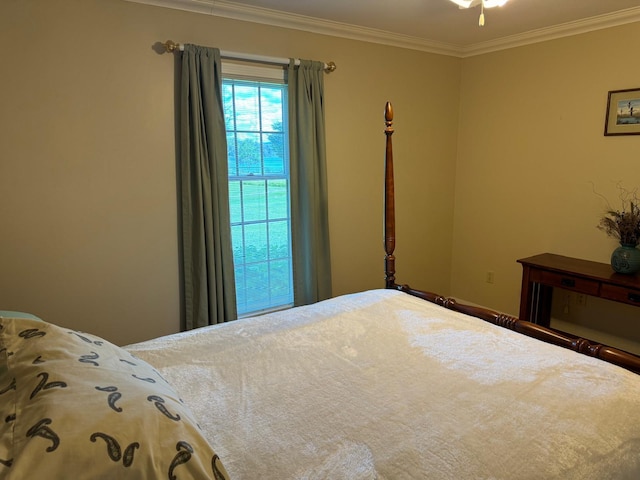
[163,40,180,53]
[324,61,336,73]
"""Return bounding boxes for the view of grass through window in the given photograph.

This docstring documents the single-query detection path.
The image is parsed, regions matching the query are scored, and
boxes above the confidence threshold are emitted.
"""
[223,78,293,316]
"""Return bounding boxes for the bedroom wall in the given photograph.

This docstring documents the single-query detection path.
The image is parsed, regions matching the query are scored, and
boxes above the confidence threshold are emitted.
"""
[453,22,640,347]
[0,0,461,345]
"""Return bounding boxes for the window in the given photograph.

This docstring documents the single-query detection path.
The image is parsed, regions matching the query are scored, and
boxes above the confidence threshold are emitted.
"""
[222,68,293,317]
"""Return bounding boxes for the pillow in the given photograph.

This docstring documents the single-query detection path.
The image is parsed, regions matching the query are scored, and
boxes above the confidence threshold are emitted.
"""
[0,316,230,480]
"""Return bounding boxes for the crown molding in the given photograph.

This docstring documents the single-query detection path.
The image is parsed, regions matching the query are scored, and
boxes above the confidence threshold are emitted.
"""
[459,7,640,57]
[124,0,640,58]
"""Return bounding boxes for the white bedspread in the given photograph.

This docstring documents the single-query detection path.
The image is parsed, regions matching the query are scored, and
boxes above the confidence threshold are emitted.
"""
[125,289,640,479]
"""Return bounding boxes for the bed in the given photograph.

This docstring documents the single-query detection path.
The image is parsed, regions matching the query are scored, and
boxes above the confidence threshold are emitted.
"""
[3,103,640,479]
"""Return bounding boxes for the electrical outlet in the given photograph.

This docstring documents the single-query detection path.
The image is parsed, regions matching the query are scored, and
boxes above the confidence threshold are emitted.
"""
[576,293,587,306]
[486,271,495,284]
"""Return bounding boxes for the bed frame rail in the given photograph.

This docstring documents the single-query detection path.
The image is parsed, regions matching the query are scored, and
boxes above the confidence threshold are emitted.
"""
[382,101,640,375]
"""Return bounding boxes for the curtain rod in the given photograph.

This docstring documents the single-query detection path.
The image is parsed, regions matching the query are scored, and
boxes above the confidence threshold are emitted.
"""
[162,40,336,73]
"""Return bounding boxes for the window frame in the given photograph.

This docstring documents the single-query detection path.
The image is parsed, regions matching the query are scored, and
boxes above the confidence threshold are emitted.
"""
[223,62,294,317]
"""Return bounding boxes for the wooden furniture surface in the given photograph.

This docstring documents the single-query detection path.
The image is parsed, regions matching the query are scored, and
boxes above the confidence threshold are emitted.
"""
[381,101,640,374]
[517,253,640,327]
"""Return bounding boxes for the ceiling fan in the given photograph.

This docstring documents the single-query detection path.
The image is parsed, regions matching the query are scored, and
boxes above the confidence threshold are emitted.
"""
[449,0,509,26]
[449,0,508,8]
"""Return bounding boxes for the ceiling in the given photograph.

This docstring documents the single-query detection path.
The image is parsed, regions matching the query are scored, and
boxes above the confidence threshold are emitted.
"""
[130,0,640,56]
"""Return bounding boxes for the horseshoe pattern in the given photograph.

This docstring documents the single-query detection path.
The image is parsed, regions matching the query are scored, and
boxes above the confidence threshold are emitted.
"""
[147,395,181,421]
[90,432,139,467]
[132,374,156,383]
[95,386,123,413]
[26,418,60,452]
[68,331,104,346]
[168,441,194,480]
[32,355,45,364]
[18,328,46,339]
[212,454,229,480]
[0,378,16,396]
[30,372,68,400]
[79,352,100,367]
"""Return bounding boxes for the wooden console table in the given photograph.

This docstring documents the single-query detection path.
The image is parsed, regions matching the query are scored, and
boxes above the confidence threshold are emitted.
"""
[517,253,640,327]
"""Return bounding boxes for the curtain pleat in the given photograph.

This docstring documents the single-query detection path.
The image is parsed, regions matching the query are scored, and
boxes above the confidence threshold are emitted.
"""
[180,45,237,329]
[288,60,332,305]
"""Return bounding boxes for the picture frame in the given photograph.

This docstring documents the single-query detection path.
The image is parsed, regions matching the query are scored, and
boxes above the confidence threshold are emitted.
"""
[604,88,640,136]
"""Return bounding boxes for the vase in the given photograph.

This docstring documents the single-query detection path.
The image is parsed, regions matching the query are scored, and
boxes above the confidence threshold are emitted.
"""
[610,244,640,274]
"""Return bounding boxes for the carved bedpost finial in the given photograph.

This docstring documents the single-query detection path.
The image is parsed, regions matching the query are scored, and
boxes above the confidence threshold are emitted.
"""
[385,102,394,127]
[384,102,396,289]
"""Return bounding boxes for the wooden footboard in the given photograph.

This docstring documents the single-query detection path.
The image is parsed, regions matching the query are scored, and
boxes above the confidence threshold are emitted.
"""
[382,101,640,375]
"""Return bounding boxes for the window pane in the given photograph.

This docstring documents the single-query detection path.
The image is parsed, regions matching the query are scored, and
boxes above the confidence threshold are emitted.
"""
[261,87,283,130]
[236,132,261,176]
[244,223,267,263]
[262,133,285,174]
[231,224,244,264]
[222,84,235,130]
[234,264,246,307]
[270,259,292,300]
[245,263,270,309]
[229,181,242,224]
[234,84,260,131]
[242,181,266,222]
[267,180,288,220]
[268,220,289,260]
[227,132,238,176]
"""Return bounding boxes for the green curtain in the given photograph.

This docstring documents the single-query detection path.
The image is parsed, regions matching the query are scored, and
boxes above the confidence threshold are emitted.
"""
[180,45,237,329]
[288,60,332,305]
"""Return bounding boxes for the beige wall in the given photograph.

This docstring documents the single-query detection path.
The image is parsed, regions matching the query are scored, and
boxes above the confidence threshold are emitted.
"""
[4,0,637,348]
[453,23,640,345]
[1,0,460,345]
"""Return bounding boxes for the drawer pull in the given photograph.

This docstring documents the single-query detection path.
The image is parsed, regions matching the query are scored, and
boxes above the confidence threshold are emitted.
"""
[561,278,575,288]
[628,293,640,303]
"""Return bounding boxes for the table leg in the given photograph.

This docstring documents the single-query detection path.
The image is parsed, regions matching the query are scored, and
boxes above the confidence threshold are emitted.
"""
[519,265,552,327]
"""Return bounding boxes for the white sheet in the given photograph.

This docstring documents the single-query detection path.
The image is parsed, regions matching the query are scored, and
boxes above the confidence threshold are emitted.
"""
[125,289,640,479]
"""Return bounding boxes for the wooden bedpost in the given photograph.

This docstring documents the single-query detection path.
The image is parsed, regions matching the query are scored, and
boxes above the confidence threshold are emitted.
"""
[384,102,396,289]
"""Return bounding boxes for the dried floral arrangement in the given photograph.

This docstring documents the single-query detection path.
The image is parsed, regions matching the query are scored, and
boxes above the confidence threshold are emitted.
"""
[596,185,640,247]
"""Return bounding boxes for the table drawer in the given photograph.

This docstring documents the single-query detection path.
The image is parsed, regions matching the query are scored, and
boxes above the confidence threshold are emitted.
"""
[530,270,600,295]
[601,284,640,306]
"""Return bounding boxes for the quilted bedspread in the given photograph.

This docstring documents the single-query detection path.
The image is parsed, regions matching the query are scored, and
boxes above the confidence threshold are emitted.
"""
[126,289,640,479]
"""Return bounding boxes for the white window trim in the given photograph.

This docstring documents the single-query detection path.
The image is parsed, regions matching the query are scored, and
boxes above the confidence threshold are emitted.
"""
[222,61,286,82]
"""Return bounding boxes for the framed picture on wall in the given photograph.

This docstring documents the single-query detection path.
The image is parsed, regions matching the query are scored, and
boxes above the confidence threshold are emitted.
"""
[604,88,640,136]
